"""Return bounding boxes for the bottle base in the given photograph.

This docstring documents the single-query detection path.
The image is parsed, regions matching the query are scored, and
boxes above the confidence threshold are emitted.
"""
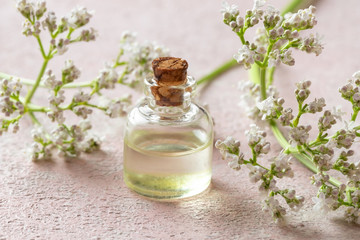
[124,171,211,200]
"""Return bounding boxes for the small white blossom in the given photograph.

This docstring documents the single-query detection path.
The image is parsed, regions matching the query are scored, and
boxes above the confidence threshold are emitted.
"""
[312,192,337,214]
[42,11,57,32]
[262,195,286,222]
[270,153,294,178]
[50,38,70,55]
[279,108,294,126]
[247,164,267,183]
[68,6,93,29]
[96,63,119,89]
[335,127,356,149]
[17,0,46,20]
[73,106,92,119]
[233,45,255,70]
[268,49,280,67]
[215,136,244,170]
[318,110,337,132]
[42,69,61,89]
[289,125,311,145]
[22,19,41,36]
[73,91,91,103]
[343,207,360,223]
[307,97,326,113]
[311,173,329,187]
[215,136,240,157]
[281,49,295,66]
[79,27,97,42]
[295,80,311,101]
[221,1,239,20]
[105,96,131,118]
[299,33,323,56]
[283,5,317,29]
[256,96,283,120]
[62,60,81,84]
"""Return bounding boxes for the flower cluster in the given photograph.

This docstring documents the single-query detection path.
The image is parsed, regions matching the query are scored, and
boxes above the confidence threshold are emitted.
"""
[30,120,101,160]
[218,0,360,224]
[0,78,23,135]
[222,1,323,69]
[0,0,169,161]
[215,124,304,222]
[117,32,169,88]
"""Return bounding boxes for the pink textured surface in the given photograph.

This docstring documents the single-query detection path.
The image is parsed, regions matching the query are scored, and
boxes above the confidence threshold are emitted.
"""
[1,0,360,239]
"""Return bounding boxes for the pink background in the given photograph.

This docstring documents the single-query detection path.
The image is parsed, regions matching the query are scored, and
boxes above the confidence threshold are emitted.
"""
[1,0,360,239]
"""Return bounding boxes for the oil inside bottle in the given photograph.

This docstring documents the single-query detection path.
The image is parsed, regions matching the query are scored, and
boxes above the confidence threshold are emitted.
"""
[123,128,212,199]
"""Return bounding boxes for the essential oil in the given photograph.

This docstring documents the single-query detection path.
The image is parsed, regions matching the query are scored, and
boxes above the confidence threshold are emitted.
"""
[123,57,213,199]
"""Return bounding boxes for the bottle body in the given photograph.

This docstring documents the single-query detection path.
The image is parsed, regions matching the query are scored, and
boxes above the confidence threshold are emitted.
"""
[123,100,213,199]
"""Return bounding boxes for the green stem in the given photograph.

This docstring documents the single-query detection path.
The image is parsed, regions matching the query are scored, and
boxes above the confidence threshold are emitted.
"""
[36,36,46,59]
[260,68,267,100]
[0,72,95,89]
[281,0,309,16]
[197,59,237,85]
[292,102,303,127]
[351,108,359,121]
[196,0,307,87]
[270,121,342,187]
[28,112,41,126]
[24,58,49,105]
[267,67,275,86]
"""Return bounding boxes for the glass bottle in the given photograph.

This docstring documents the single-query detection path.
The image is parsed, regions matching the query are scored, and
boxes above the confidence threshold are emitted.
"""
[123,57,213,199]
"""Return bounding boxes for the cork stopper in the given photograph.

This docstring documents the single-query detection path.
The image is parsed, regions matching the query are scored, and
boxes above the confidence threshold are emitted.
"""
[152,57,188,86]
[150,57,190,107]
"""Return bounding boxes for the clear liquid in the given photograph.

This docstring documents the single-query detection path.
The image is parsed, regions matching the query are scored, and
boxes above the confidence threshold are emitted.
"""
[123,128,212,199]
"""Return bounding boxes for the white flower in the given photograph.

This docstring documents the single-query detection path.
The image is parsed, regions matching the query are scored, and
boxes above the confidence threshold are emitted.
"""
[283,5,317,29]
[279,108,294,126]
[233,45,255,70]
[105,96,131,118]
[268,49,280,67]
[343,207,360,223]
[289,125,311,145]
[262,195,286,222]
[312,192,336,214]
[247,164,267,183]
[245,125,270,154]
[253,0,266,10]
[62,60,81,84]
[68,6,93,29]
[73,106,92,119]
[48,90,65,106]
[96,63,119,89]
[307,97,326,113]
[22,19,41,36]
[270,153,294,178]
[42,11,57,32]
[73,91,91,103]
[311,173,329,187]
[299,33,323,56]
[51,38,70,55]
[221,1,239,19]
[256,96,283,120]
[318,110,337,132]
[280,49,295,66]
[123,40,169,87]
[17,0,46,19]
[79,27,97,42]
[215,136,240,156]
[120,31,137,45]
[246,124,264,144]
[335,127,356,149]
[42,69,61,89]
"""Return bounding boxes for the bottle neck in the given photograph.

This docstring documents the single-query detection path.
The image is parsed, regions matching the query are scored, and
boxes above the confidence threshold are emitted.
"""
[143,75,197,117]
